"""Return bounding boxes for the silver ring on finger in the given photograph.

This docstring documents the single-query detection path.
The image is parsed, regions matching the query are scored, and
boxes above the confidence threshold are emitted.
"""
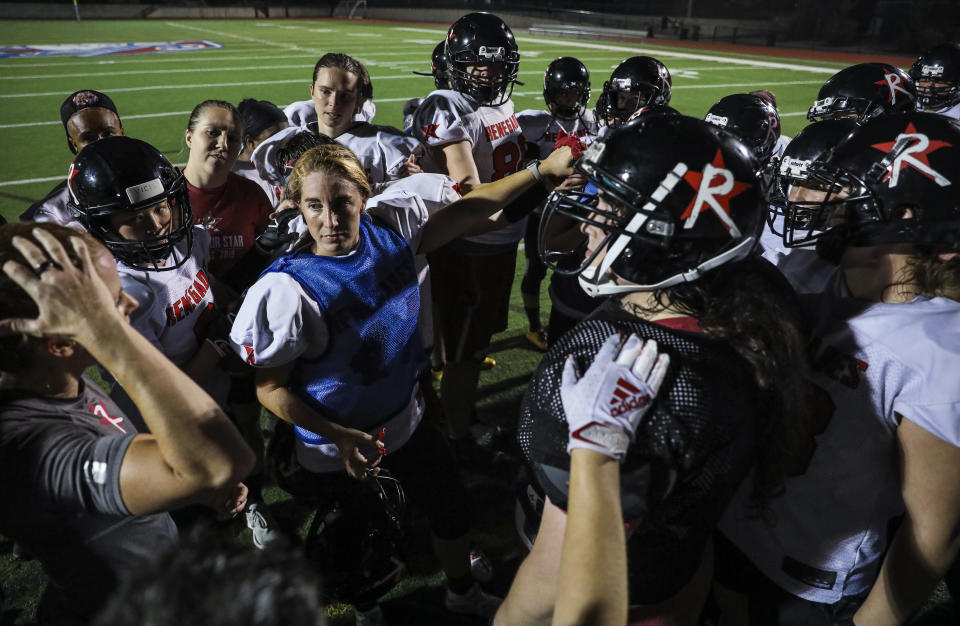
[32,259,62,276]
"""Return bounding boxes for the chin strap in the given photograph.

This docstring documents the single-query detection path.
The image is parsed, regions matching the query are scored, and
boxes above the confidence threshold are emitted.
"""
[578,235,758,296]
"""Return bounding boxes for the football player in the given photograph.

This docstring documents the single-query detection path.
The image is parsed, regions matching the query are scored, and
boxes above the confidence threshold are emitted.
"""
[234,98,290,207]
[516,57,598,350]
[595,56,672,137]
[404,41,452,133]
[910,42,960,120]
[411,12,537,454]
[20,89,125,228]
[286,53,425,185]
[718,111,960,626]
[704,93,782,167]
[763,117,859,266]
[496,114,808,625]
[807,62,916,122]
[0,222,253,626]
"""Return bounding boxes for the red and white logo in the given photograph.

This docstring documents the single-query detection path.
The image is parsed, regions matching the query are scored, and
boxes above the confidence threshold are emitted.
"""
[243,345,256,365]
[608,377,652,417]
[874,70,913,105]
[680,150,752,235]
[87,401,126,433]
[870,122,953,188]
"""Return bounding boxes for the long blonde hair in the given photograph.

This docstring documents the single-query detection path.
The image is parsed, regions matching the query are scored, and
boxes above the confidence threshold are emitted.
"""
[285,144,371,206]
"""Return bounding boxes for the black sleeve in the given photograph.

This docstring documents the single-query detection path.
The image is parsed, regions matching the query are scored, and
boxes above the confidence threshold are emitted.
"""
[501,182,550,224]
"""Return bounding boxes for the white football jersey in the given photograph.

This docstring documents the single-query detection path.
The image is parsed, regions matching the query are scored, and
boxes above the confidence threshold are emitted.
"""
[336,122,426,185]
[517,108,598,159]
[720,266,960,604]
[932,101,960,120]
[232,159,282,207]
[20,183,85,231]
[412,89,527,246]
[284,98,377,128]
[117,226,215,367]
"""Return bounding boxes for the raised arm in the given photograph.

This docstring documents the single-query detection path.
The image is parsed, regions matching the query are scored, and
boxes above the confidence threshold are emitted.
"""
[417,145,574,255]
[853,416,960,626]
[0,229,255,516]
[553,333,670,626]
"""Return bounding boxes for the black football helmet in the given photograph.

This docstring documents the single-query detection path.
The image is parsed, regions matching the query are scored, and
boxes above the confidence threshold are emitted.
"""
[444,12,520,106]
[767,118,859,238]
[540,113,765,295]
[413,41,451,90]
[808,63,917,123]
[543,56,590,118]
[596,56,672,128]
[780,112,960,255]
[66,136,192,271]
[705,93,782,164]
[910,42,960,112]
[304,471,407,605]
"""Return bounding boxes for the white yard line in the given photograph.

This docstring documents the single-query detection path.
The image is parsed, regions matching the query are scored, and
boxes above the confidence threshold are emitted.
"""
[516,35,844,73]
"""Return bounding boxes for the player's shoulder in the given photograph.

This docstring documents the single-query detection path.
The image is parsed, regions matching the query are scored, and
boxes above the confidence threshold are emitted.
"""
[284,99,316,127]
[418,90,477,117]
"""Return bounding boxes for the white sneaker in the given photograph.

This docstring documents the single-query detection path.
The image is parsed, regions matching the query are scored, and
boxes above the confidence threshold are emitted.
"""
[444,583,502,618]
[355,604,385,626]
[244,502,283,549]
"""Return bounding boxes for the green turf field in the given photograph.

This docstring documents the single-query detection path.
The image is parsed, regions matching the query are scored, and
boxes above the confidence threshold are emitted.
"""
[0,17,956,626]
[0,17,853,221]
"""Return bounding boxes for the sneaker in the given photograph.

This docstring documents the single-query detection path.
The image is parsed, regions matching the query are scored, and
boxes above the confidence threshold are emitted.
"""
[355,604,385,626]
[525,328,548,351]
[244,502,284,549]
[445,583,502,618]
[469,548,494,583]
[480,356,496,370]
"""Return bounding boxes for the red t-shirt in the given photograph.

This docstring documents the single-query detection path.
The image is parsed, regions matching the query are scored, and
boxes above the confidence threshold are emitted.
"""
[188,172,272,276]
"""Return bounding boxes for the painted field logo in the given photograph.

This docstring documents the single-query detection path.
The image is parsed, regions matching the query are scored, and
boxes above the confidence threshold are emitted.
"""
[0,40,223,59]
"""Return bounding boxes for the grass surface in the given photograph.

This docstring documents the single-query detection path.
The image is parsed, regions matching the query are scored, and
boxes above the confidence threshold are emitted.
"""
[0,16,955,626]
[0,16,849,220]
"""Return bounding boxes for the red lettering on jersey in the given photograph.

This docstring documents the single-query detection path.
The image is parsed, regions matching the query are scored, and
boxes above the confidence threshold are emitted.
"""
[422,123,439,140]
[196,269,210,290]
[186,286,200,304]
[165,306,177,326]
[193,278,208,299]
[171,299,184,323]
[180,295,196,317]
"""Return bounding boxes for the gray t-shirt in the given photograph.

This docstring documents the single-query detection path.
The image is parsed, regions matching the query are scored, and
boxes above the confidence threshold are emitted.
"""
[0,375,178,624]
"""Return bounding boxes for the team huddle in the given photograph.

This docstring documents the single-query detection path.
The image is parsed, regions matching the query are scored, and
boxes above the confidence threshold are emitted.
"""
[2,11,960,626]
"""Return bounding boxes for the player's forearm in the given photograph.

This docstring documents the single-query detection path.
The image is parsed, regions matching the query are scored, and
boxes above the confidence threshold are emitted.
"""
[553,449,628,626]
[256,379,343,442]
[85,319,254,487]
[854,516,960,626]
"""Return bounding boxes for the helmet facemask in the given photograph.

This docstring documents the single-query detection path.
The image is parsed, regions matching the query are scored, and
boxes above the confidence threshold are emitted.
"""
[448,48,520,106]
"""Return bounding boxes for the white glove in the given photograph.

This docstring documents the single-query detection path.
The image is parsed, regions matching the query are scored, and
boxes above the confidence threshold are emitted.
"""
[562,333,670,461]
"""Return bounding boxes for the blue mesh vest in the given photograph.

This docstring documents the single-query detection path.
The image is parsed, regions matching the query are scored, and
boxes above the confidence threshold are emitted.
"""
[264,214,426,432]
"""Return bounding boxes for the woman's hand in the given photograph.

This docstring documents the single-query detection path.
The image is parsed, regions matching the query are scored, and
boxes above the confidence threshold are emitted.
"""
[539,145,576,179]
[0,229,120,343]
[332,426,385,479]
[215,482,249,521]
[562,333,670,461]
[397,153,423,178]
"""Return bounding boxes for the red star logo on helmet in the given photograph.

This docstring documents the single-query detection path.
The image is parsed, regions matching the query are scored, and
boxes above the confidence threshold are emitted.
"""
[680,150,752,235]
[873,70,913,105]
[870,122,952,187]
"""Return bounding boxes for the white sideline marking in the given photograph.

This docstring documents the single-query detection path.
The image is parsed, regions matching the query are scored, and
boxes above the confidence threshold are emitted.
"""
[516,35,844,73]
[392,27,447,34]
[0,75,819,99]
[1,64,310,80]
[0,110,194,129]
